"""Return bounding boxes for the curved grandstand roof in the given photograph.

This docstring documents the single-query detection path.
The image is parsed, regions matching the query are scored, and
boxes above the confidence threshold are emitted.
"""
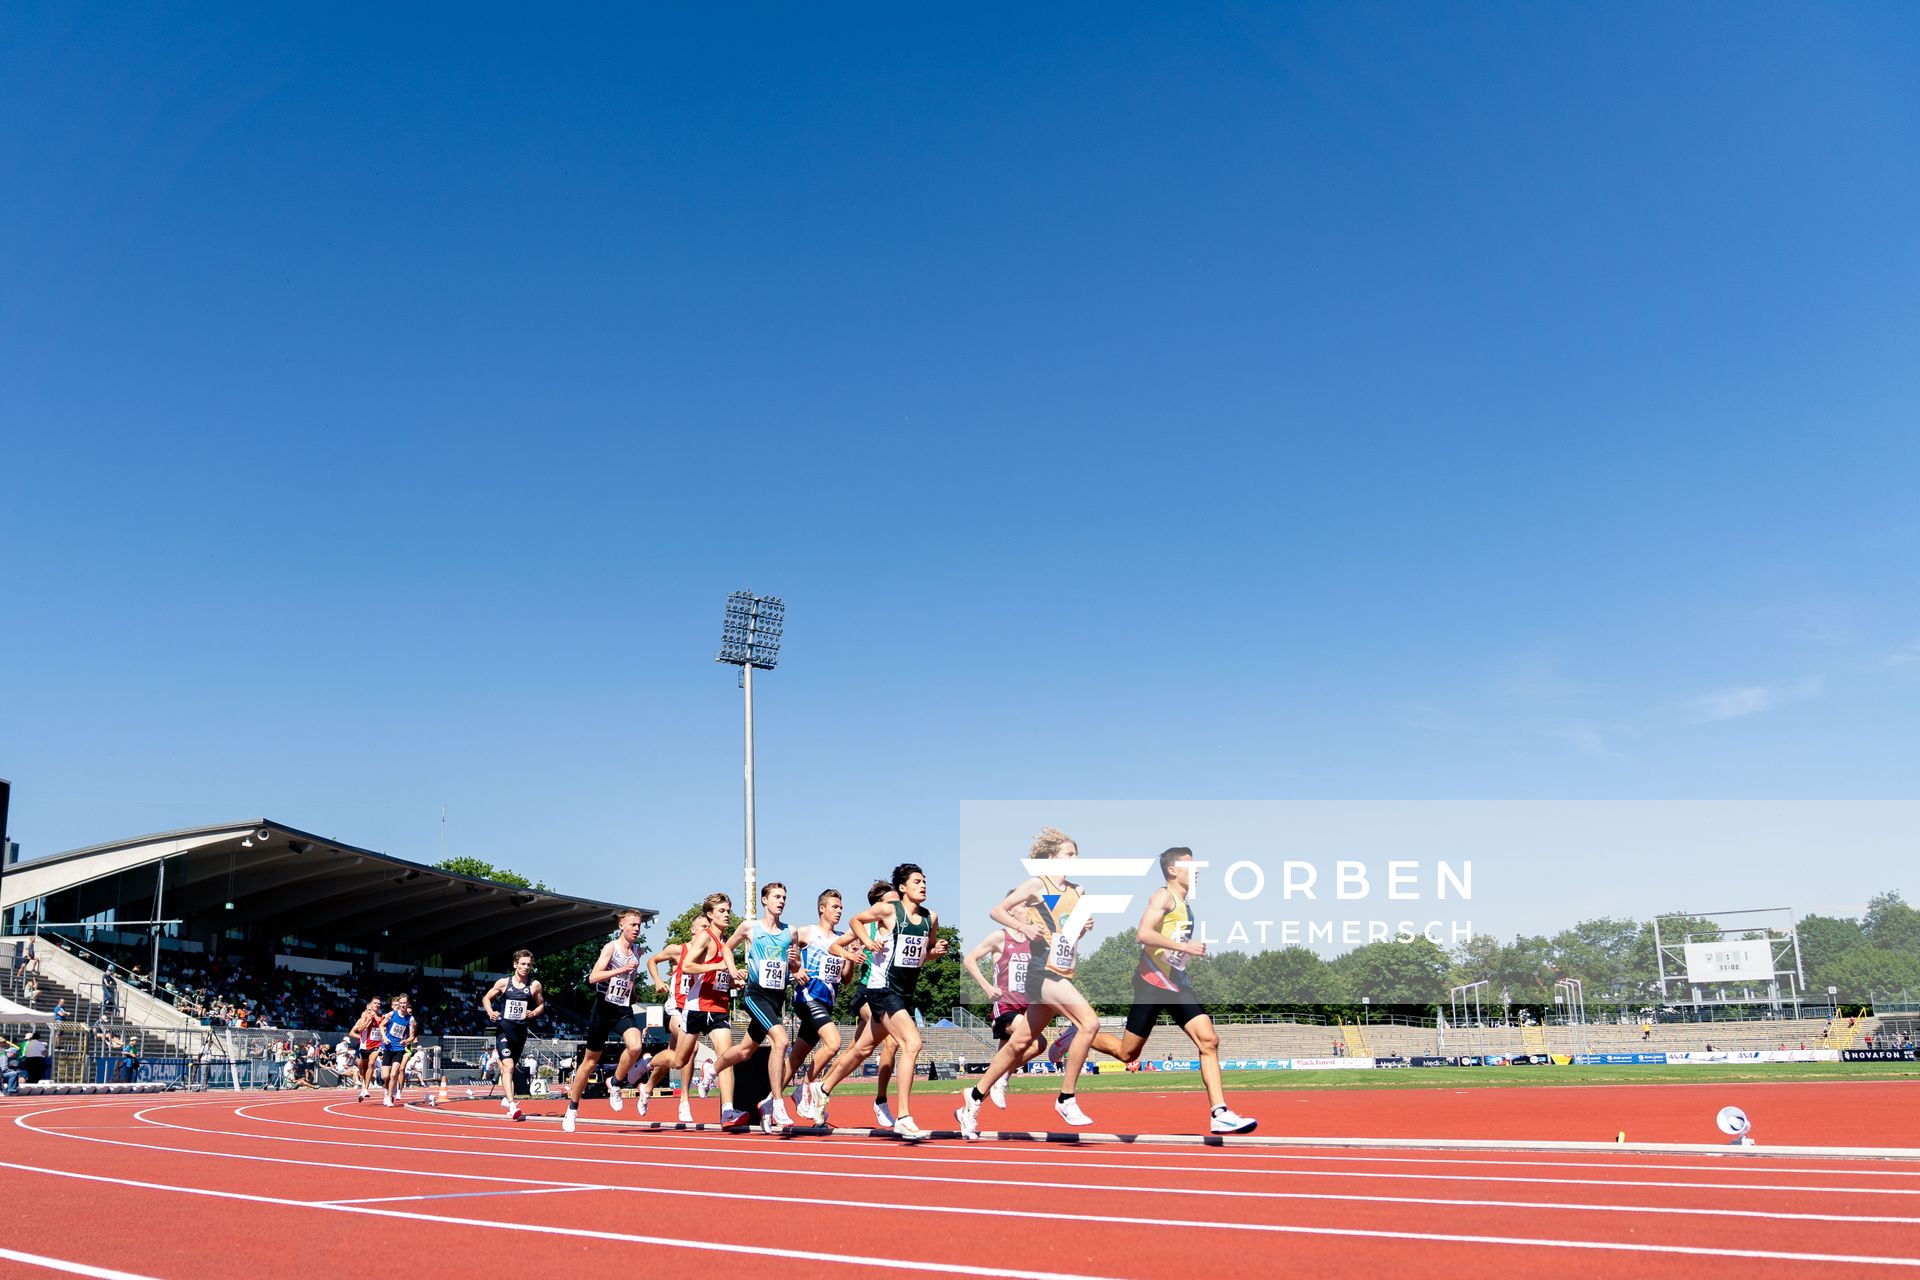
[0,820,649,960]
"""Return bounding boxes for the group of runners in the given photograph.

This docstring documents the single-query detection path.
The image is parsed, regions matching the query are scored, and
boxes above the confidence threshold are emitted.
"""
[345,990,423,1108]
[468,828,1258,1139]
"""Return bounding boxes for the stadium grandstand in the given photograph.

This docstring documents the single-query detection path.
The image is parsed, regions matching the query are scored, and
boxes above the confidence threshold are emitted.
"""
[1,819,649,1086]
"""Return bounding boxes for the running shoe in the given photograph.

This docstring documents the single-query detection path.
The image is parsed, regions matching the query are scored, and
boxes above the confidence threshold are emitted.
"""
[770,1097,794,1129]
[635,1089,649,1117]
[608,1086,624,1113]
[510,1107,526,1123]
[500,1097,515,1111]
[795,1083,825,1123]
[677,1098,694,1124]
[1209,1107,1257,1135]
[874,1099,896,1129]
[1046,1025,1076,1065]
[357,1087,369,1102]
[381,1097,395,1108]
[892,1114,928,1141]
[989,1076,1008,1108]
[758,1097,778,1134]
[955,1090,981,1141]
[719,1107,751,1129]
[562,1109,577,1134]
[1054,1095,1093,1126]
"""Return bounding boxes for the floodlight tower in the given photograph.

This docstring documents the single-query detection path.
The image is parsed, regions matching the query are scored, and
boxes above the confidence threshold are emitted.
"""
[715,591,784,913]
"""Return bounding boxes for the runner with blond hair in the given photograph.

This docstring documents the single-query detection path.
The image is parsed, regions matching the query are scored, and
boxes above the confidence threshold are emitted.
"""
[958,826,1100,1139]
[561,908,647,1134]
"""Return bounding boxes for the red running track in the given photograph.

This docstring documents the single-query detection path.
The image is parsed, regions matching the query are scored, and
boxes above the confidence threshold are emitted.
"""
[3,1082,1919,1280]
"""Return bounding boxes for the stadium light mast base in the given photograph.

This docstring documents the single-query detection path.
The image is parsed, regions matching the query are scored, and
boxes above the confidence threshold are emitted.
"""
[715,591,784,915]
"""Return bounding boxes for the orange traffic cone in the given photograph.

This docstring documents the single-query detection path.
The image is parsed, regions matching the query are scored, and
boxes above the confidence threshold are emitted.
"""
[437,1076,450,1105]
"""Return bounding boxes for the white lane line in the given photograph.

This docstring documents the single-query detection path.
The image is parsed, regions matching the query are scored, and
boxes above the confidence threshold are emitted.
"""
[15,1103,1920,1232]
[0,1246,164,1280]
[324,1186,603,1206]
[158,1101,1920,1201]
[0,1148,1120,1280]
[5,1143,1920,1272]
[313,1096,1920,1179]
[300,1098,1920,1180]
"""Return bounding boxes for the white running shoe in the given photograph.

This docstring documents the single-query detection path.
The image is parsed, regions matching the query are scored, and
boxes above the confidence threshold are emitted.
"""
[795,1084,824,1123]
[677,1098,693,1124]
[758,1097,777,1133]
[955,1090,981,1141]
[562,1109,577,1134]
[501,1097,514,1111]
[357,1087,369,1102]
[1054,1095,1093,1126]
[635,1089,649,1117]
[1209,1107,1257,1135]
[989,1076,1008,1108]
[1047,1025,1076,1065]
[892,1114,928,1141]
[509,1106,525,1122]
[608,1086,624,1113]
[770,1098,794,1129]
[874,1099,896,1129]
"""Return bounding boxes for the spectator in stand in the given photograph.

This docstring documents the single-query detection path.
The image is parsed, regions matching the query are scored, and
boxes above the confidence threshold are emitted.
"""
[101,969,118,1015]
[23,939,38,976]
[2,1038,20,1094]
[22,976,38,1006]
[120,1036,140,1084]
[52,999,68,1022]
[20,1028,51,1084]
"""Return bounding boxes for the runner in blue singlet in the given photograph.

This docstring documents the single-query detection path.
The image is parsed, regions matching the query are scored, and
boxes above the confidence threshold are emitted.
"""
[714,882,800,1131]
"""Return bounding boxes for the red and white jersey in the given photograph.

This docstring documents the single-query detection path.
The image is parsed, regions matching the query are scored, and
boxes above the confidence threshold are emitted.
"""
[687,924,734,1015]
[664,947,691,1015]
[992,934,1034,1018]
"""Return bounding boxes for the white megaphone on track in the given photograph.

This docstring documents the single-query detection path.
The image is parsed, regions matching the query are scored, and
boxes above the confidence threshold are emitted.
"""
[1716,1105,1754,1146]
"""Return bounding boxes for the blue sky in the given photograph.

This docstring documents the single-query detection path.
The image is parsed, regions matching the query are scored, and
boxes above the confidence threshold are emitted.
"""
[4,5,1917,947]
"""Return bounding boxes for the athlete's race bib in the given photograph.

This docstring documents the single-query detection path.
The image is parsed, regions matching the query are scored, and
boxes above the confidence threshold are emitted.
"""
[1048,932,1077,970]
[712,968,733,993]
[895,933,927,969]
[1008,956,1029,990]
[503,997,528,1021]
[757,957,787,989]
[818,954,843,986]
[605,973,634,1005]
[1165,949,1188,972]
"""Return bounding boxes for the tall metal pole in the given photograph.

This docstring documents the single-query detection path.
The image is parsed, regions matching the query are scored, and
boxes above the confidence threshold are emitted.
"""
[150,860,165,993]
[742,662,757,912]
